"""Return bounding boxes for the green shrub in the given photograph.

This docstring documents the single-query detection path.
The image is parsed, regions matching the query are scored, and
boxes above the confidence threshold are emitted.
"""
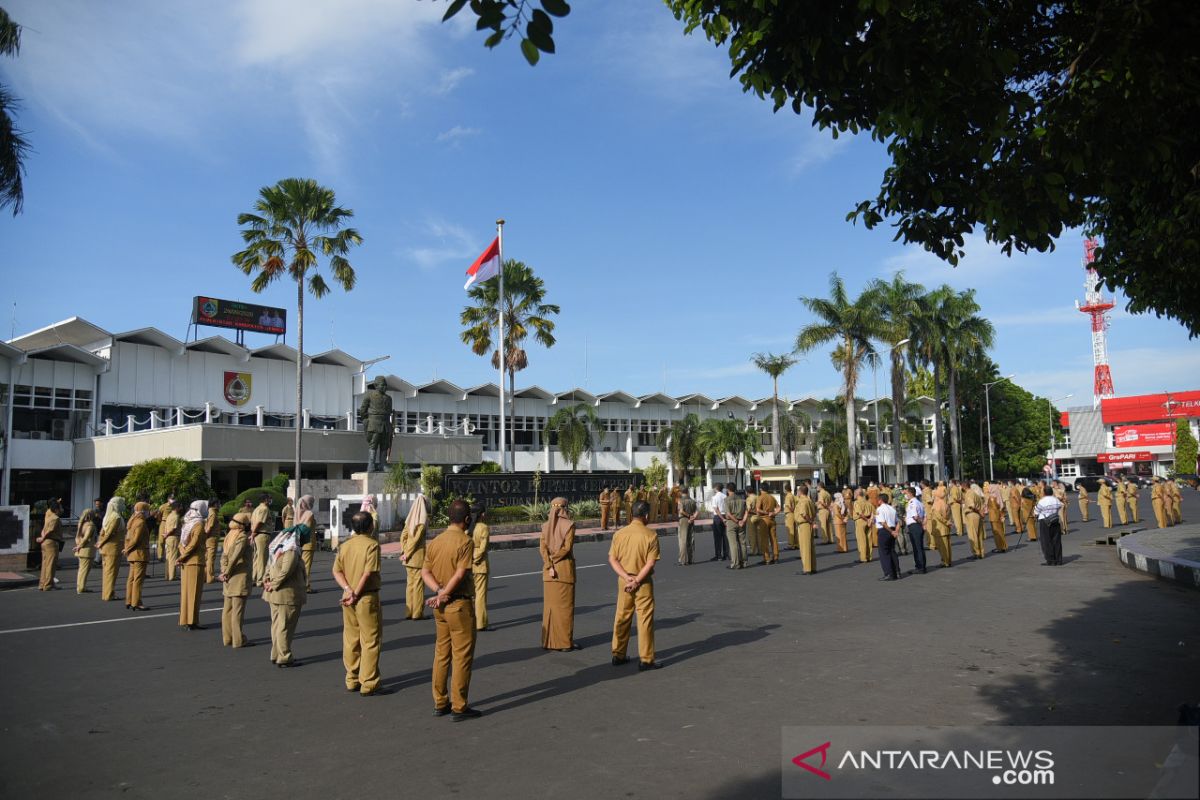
[115,458,214,510]
[462,460,502,474]
[568,500,601,519]
[218,487,287,523]
[483,505,527,525]
[522,502,550,522]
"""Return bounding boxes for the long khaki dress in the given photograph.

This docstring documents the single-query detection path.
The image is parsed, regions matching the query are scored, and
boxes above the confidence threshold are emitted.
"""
[540,523,576,650]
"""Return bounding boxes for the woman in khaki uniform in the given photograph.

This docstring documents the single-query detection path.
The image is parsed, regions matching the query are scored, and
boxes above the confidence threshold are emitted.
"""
[124,500,152,609]
[470,504,490,631]
[36,499,64,591]
[987,483,1008,553]
[177,500,208,630]
[73,502,99,593]
[264,527,307,666]
[97,497,126,601]
[219,512,253,647]
[400,495,429,620]
[203,498,221,584]
[832,491,849,553]
[539,498,579,652]
[296,494,317,593]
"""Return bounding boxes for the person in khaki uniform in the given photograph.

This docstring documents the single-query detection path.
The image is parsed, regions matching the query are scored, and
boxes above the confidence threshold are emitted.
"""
[852,488,873,563]
[281,496,295,532]
[755,488,779,564]
[263,526,307,667]
[540,498,578,650]
[334,511,386,696]
[816,485,833,545]
[36,499,64,591]
[218,511,253,648]
[422,500,481,719]
[294,495,317,593]
[963,483,986,559]
[123,498,152,609]
[608,487,622,529]
[929,491,953,567]
[948,481,965,536]
[73,499,101,593]
[1114,478,1129,524]
[1077,483,1091,522]
[987,484,1008,553]
[250,494,274,586]
[745,488,760,557]
[1126,479,1141,523]
[470,504,490,631]
[832,491,849,553]
[97,497,126,601]
[177,500,207,630]
[155,498,173,571]
[1098,481,1114,528]
[724,489,747,569]
[1053,481,1069,533]
[1020,483,1039,541]
[795,485,817,574]
[782,486,798,550]
[677,492,698,566]
[599,488,612,530]
[204,498,221,584]
[1150,479,1167,529]
[1005,481,1021,529]
[1168,480,1182,525]
[401,494,430,619]
[608,500,661,670]
[164,499,184,581]
[623,486,635,527]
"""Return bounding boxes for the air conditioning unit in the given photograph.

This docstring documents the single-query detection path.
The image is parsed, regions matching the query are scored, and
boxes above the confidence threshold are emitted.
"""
[29,431,50,440]
[51,419,69,440]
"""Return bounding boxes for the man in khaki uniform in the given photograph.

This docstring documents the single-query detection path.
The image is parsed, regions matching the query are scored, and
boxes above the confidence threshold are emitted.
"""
[745,487,760,557]
[334,511,386,696]
[204,498,221,584]
[795,485,817,574]
[816,485,833,545]
[724,489,747,569]
[250,494,274,586]
[401,495,429,620]
[929,490,953,567]
[1021,483,1038,541]
[155,497,172,568]
[852,488,873,563]
[1125,479,1141,523]
[677,491,698,566]
[36,499,64,591]
[599,488,612,530]
[124,498,152,609]
[1114,478,1129,524]
[163,499,183,581]
[948,481,965,536]
[74,499,101,593]
[782,485,798,551]
[608,500,661,670]
[470,504,490,630]
[1053,481,1069,533]
[1005,481,1021,529]
[608,487,622,528]
[97,497,125,601]
[1098,481,1114,528]
[421,500,480,719]
[218,511,253,647]
[1151,479,1167,529]
[963,483,986,559]
[1167,480,1182,525]
[623,486,635,526]
[755,488,779,564]
[281,496,295,531]
[1077,483,1091,522]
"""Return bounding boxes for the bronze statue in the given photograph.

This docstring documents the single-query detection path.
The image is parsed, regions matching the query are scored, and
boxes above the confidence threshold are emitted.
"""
[359,376,394,472]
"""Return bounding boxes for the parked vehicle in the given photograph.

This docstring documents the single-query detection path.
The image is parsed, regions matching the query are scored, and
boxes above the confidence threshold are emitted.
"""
[1074,474,1118,494]
[1174,474,1199,490]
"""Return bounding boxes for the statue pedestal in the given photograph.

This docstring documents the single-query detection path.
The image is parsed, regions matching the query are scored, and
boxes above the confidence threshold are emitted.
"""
[351,471,390,497]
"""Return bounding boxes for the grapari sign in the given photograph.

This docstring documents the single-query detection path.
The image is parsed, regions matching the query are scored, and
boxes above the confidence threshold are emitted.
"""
[444,471,644,508]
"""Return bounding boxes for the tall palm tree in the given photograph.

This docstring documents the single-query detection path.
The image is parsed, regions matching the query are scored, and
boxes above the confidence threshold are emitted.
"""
[751,352,797,465]
[939,289,995,480]
[461,259,559,467]
[543,403,602,471]
[232,178,361,499]
[866,273,923,481]
[796,273,882,483]
[908,285,954,480]
[777,408,813,462]
[697,417,736,486]
[1,8,30,215]
[657,412,702,486]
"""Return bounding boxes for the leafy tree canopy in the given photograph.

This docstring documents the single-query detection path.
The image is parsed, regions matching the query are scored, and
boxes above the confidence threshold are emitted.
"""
[115,458,215,511]
[447,0,1200,335]
[1174,419,1198,475]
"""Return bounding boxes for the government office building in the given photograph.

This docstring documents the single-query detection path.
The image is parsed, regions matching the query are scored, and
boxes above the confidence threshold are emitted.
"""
[2,317,944,516]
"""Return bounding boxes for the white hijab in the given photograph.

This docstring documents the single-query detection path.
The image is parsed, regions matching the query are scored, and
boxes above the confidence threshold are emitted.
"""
[103,497,126,529]
[180,500,208,548]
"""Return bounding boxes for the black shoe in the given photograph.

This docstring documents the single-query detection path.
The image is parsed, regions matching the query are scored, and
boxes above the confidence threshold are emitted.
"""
[433,705,451,716]
[452,707,483,721]
[276,660,301,668]
[708,557,719,562]
[918,568,927,574]
[612,655,629,666]
[878,576,896,581]
[557,643,582,652]
[125,604,132,610]
[361,687,394,697]
[188,624,205,630]
[1041,561,1053,566]
[638,661,663,671]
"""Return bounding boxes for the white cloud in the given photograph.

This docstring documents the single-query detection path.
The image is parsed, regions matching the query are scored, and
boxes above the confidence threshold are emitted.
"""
[597,3,728,103]
[433,67,475,95]
[790,126,851,174]
[436,125,482,145]
[1006,345,1200,404]
[404,219,481,272]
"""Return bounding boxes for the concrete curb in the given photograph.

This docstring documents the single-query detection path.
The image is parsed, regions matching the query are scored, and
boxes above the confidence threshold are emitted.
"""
[0,572,40,591]
[1116,528,1200,590]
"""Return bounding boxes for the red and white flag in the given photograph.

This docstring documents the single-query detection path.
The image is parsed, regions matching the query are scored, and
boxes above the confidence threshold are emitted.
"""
[464,237,501,290]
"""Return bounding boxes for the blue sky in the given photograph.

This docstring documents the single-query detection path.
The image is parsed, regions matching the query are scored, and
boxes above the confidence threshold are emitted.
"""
[3,0,1197,409]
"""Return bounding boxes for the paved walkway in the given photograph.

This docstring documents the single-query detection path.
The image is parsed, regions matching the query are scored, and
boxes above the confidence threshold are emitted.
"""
[1117,523,1200,589]
[381,518,715,557]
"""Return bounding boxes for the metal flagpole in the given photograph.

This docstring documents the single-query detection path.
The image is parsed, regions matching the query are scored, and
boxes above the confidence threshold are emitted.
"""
[496,218,507,472]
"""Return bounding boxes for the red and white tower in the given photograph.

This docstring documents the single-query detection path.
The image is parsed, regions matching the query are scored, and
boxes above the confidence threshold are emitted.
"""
[1076,238,1116,408]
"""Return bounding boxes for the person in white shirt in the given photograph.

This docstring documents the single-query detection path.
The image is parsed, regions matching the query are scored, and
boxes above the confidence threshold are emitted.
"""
[1034,484,1065,566]
[707,484,728,562]
[902,486,927,574]
[873,492,902,581]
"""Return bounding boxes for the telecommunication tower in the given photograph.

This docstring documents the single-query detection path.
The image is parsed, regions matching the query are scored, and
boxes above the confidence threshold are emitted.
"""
[1075,238,1115,408]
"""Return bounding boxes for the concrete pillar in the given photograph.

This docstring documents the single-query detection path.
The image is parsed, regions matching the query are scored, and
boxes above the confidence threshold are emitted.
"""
[626,424,634,472]
[262,463,279,483]
[104,418,113,436]
[326,463,340,480]
[256,405,264,427]
[205,402,214,423]
[302,409,311,429]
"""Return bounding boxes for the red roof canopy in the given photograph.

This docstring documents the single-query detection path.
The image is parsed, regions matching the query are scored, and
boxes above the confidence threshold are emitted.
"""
[1100,391,1200,425]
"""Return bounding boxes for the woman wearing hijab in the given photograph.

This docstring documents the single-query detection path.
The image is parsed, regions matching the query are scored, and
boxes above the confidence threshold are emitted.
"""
[218,510,254,647]
[97,497,126,601]
[177,500,208,630]
[263,525,307,666]
[295,494,318,593]
[832,491,849,553]
[400,495,429,620]
[361,494,379,532]
[540,498,580,652]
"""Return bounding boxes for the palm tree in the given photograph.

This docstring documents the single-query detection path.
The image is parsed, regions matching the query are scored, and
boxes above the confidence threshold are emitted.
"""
[866,273,923,481]
[697,418,736,486]
[796,273,882,483]
[812,398,857,484]
[1,9,30,215]
[461,259,559,467]
[876,397,928,453]
[908,284,953,480]
[777,408,812,462]
[939,289,995,480]
[751,352,797,465]
[657,412,702,486]
[232,178,361,499]
[543,403,603,471]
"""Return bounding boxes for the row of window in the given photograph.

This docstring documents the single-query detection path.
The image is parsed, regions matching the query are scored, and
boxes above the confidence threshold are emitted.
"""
[1,385,93,411]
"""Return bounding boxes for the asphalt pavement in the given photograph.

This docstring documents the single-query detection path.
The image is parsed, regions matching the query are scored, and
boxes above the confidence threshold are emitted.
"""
[1,501,1197,799]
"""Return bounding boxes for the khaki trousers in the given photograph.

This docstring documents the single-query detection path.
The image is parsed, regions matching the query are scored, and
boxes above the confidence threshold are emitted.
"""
[785,514,797,549]
[854,520,871,562]
[726,525,746,568]
[269,602,301,664]
[1128,499,1140,523]
[432,598,476,712]
[473,572,489,629]
[39,541,58,590]
[746,517,761,555]
[951,504,964,536]
[125,560,146,606]
[222,595,247,646]
[1006,501,1019,528]
[205,539,217,583]
[253,535,269,585]
[612,580,655,663]
[817,509,832,543]
[930,520,952,566]
[759,518,778,563]
[405,566,425,619]
[343,591,382,693]
[100,552,120,600]
[164,536,179,580]
[76,555,92,593]
[966,513,985,558]
[600,505,610,530]
[1078,497,1090,522]
[1115,498,1128,525]
[677,519,695,565]
[1100,502,1112,528]
[992,518,1008,551]
[797,522,816,573]
[1153,499,1167,529]
[301,548,314,591]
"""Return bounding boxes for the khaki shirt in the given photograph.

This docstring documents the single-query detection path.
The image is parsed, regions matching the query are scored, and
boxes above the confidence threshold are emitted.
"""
[609,520,660,582]
[817,489,832,511]
[164,510,180,538]
[1098,484,1113,504]
[157,503,172,536]
[756,491,778,517]
[41,510,63,542]
[725,495,747,527]
[471,522,490,576]
[425,524,473,597]
[783,493,797,518]
[281,504,295,529]
[852,498,873,525]
[75,510,98,554]
[251,503,274,536]
[221,529,252,597]
[334,533,382,594]
[795,496,816,525]
[125,503,152,561]
[98,514,125,555]
[264,549,306,607]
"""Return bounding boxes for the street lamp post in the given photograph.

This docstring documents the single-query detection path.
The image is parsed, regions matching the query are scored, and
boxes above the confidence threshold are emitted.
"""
[982,374,1014,481]
[1047,393,1073,481]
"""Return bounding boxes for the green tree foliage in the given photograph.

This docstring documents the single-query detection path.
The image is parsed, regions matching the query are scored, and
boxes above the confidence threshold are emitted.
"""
[543,403,602,471]
[751,351,797,465]
[115,458,214,510]
[420,464,444,503]
[1174,419,1198,475]
[450,1,1200,335]
[218,486,288,522]
[955,359,1060,479]
[657,413,703,486]
[1,7,30,215]
[865,273,922,478]
[643,456,668,489]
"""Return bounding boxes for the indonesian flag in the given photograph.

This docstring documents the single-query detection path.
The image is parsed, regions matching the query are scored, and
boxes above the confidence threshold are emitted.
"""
[464,237,501,290]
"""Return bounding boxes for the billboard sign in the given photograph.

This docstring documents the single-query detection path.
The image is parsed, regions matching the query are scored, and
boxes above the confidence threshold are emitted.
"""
[1097,451,1153,463]
[193,296,286,336]
[1113,423,1175,448]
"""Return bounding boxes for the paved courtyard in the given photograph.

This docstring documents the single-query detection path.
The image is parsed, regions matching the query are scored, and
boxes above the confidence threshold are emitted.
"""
[1,500,1197,799]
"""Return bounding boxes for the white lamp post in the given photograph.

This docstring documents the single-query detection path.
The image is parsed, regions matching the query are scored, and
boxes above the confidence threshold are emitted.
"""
[982,374,1014,481]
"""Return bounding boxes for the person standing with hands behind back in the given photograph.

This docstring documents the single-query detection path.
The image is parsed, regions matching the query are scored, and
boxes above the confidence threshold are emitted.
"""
[36,498,64,591]
[470,503,490,631]
[422,500,480,720]
[540,498,579,651]
[333,512,386,696]
[608,500,662,671]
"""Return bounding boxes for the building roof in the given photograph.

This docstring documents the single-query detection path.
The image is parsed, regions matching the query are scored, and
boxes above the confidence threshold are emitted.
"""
[113,328,186,353]
[596,391,639,405]
[0,341,23,361]
[512,385,556,400]
[7,316,111,351]
[309,349,363,369]
[714,395,758,411]
[186,337,250,358]
[675,393,717,410]
[22,343,109,367]
[553,388,598,405]
[250,343,302,363]
[416,379,466,397]
[381,375,418,396]
[1101,390,1200,424]
[463,383,502,398]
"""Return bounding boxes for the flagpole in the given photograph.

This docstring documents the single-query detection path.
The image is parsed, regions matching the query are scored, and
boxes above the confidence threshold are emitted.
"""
[496,218,507,473]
